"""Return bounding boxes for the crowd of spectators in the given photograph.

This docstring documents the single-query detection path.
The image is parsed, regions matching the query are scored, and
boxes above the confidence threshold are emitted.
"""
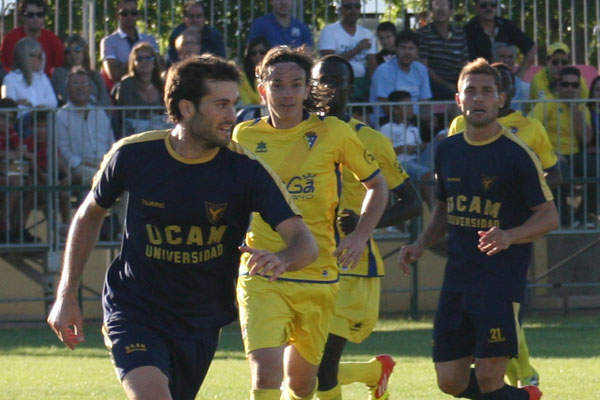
[1,0,600,243]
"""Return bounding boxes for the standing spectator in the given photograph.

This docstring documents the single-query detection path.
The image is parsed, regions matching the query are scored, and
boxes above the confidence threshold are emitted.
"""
[529,42,588,100]
[166,0,226,65]
[56,68,114,188]
[375,22,397,65]
[1,38,57,110]
[465,0,536,78]
[100,0,159,87]
[247,0,313,49]
[51,35,111,107]
[112,42,166,138]
[319,0,377,101]
[492,42,529,111]
[417,0,468,100]
[0,0,64,77]
[370,30,432,125]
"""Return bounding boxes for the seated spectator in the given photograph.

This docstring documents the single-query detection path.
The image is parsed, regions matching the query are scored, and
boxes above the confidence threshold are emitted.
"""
[530,42,588,100]
[417,0,467,100]
[21,111,71,234]
[0,98,25,242]
[1,38,57,111]
[166,0,226,65]
[588,76,600,138]
[56,68,114,188]
[492,42,529,111]
[465,0,536,78]
[51,35,111,107]
[247,0,313,48]
[375,22,397,65]
[100,0,160,87]
[380,90,434,209]
[0,0,64,77]
[174,27,202,61]
[530,67,593,226]
[370,30,432,126]
[318,0,377,101]
[112,42,167,138]
[239,36,270,106]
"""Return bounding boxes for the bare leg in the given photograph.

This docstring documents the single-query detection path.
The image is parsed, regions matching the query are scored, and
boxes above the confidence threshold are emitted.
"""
[122,365,172,400]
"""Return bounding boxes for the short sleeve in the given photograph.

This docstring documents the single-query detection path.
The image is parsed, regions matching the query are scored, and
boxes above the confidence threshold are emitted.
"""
[372,133,409,190]
[337,126,380,183]
[100,36,116,61]
[434,142,447,201]
[317,25,335,51]
[515,147,553,208]
[92,143,128,209]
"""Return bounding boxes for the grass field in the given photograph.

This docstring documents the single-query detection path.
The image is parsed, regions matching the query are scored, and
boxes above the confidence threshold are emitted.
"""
[1,314,599,399]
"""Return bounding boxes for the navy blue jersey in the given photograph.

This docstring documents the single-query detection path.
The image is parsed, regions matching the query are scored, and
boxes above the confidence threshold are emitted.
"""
[94,130,299,337]
[435,128,553,302]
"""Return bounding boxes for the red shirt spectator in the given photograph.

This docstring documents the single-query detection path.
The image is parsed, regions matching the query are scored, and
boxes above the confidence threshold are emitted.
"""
[0,0,64,76]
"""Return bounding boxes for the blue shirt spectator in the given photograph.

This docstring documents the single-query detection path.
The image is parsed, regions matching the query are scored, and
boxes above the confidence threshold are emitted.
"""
[166,1,225,65]
[247,0,313,48]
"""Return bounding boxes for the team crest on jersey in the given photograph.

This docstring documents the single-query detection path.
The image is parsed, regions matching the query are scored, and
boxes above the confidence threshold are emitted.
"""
[481,174,496,191]
[394,159,406,174]
[205,202,227,224]
[510,126,518,134]
[364,149,376,164]
[304,131,318,150]
[255,141,268,153]
[351,322,363,331]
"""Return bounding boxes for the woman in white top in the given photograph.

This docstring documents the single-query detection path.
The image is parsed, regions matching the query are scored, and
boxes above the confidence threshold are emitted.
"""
[1,37,57,109]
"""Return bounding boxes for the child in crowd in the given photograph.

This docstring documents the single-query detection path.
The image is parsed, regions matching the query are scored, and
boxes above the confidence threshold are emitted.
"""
[379,90,434,209]
[375,21,397,65]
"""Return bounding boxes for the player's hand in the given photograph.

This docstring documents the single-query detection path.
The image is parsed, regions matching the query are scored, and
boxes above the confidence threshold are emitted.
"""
[333,232,369,270]
[47,297,85,350]
[398,243,423,275]
[240,246,287,281]
[477,227,511,256]
[337,208,359,235]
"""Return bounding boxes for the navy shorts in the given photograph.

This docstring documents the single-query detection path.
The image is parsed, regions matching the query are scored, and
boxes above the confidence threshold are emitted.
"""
[102,320,220,400]
[432,291,520,362]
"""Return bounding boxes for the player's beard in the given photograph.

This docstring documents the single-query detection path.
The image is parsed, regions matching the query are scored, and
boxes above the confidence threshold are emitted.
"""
[465,107,498,128]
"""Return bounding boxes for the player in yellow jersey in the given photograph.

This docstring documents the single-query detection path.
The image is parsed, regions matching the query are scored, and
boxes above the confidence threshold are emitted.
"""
[448,63,561,190]
[232,46,389,400]
[309,55,421,400]
[448,62,558,389]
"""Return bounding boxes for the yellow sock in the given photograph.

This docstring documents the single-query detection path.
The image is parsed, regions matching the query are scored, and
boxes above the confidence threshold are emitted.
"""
[282,379,318,400]
[338,359,381,386]
[251,388,281,400]
[315,384,342,400]
[515,327,535,380]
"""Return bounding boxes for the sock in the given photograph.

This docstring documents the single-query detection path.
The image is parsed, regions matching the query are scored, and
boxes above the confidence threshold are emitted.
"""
[505,385,530,400]
[315,384,342,400]
[515,327,536,381]
[454,368,481,399]
[480,386,510,400]
[283,379,318,400]
[338,359,380,386]
[251,388,281,400]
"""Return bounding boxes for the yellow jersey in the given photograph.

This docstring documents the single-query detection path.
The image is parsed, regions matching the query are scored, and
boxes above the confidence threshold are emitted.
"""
[529,68,588,100]
[339,118,410,277]
[448,111,558,170]
[233,113,380,282]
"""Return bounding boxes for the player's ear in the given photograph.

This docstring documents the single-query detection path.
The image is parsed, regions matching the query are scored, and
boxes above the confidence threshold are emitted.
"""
[498,92,507,109]
[454,92,462,109]
[178,99,195,119]
[257,82,267,99]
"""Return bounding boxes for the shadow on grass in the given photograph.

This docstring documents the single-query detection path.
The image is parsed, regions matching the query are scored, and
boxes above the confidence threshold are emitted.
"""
[2,315,599,360]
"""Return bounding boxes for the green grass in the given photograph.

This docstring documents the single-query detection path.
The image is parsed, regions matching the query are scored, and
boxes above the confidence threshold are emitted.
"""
[1,315,599,399]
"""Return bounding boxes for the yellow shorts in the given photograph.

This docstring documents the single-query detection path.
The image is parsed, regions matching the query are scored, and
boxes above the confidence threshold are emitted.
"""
[329,276,380,343]
[237,275,338,365]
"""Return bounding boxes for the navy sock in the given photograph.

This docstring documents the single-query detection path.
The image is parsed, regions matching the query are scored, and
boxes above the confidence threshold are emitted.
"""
[480,386,510,400]
[454,368,481,399]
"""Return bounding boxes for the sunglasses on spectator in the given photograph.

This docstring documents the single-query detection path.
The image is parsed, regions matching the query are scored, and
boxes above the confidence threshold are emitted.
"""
[341,3,361,10]
[551,59,569,66]
[24,11,45,19]
[478,2,497,9]
[560,81,580,88]
[66,46,83,55]
[29,53,43,59]
[118,9,139,17]
[249,49,267,57]
[136,55,155,63]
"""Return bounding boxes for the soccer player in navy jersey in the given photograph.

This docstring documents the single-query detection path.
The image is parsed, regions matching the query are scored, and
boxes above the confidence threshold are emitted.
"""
[399,58,558,400]
[47,54,318,400]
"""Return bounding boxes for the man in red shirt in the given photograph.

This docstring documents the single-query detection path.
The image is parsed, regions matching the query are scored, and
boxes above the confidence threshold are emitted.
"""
[0,0,64,76]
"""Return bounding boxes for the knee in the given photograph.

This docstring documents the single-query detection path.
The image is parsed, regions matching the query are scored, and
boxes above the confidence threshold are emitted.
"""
[286,375,316,398]
[251,367,283,390]
[437,376,468,396]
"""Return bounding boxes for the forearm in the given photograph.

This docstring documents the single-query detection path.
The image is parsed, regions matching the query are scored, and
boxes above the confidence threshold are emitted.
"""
[377,182,422,228]
[353,178,389,241]
[414,200,447,249]
[505,201,558,245]
[515,46,536,78]
[274,217,318,272]
[56,194,106,300]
